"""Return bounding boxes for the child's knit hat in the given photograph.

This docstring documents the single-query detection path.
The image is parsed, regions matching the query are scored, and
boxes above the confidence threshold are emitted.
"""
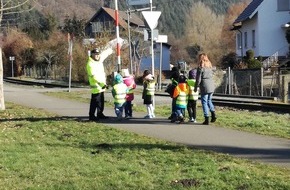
[178,75,187,83]
[188,69,197,79]
[114,74,123,84]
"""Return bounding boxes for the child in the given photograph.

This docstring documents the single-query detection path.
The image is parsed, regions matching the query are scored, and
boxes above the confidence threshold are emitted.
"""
[171,75,189,123]
[187,69,199,122]
[166,66,180,120]
[111,74,128,120]
[122,69,136,119]
[142,70,155,119]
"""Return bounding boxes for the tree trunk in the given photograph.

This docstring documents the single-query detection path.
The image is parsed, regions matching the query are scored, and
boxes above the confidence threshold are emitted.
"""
[0,47,5,110]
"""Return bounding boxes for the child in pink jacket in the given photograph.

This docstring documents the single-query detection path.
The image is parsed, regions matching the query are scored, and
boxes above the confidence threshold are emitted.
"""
[122,69,136,119]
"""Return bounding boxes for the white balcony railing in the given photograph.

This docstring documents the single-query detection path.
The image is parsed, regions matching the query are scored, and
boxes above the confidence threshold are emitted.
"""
[262,52,278,69]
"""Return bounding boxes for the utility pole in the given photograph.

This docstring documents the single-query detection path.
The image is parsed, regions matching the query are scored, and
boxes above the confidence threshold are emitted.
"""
[126,6,155,75]
[126,9,133,74]
[115,0,121,73]
[68,33,73,92]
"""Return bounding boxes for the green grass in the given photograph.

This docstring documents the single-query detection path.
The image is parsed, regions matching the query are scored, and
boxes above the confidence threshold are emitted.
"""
[0,102,289,189]
[44,90,290,139]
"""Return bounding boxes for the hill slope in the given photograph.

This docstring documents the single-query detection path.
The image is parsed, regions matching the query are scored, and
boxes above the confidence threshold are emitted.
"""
[35,0,244,38]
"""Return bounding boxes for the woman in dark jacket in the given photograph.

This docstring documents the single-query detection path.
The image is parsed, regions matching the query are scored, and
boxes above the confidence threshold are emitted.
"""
[194,53,216,125]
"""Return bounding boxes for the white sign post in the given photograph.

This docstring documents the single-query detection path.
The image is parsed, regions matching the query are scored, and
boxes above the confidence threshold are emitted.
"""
[9,56,15,77]
[142,10,161,109]
[156,35,168,91]
[141,11,161,76]
[67,34,73,92]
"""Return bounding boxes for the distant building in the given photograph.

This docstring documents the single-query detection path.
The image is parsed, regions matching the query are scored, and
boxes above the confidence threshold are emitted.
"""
[232,0,290,102]
[84,6,172,76]
[140,43,171,71]
[231,0,289,63]
[85,7,144,38]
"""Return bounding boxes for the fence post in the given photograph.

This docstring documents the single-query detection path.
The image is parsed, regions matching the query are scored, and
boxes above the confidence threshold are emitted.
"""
[261,67,263,97]
[249,74,252,96]
[228,67,231,94]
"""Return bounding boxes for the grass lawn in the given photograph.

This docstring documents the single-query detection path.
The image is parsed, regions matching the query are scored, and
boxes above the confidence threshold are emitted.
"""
[0,102,289,189]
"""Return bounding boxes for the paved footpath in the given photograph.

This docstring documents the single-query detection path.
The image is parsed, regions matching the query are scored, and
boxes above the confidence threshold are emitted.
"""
[3,83,290,169]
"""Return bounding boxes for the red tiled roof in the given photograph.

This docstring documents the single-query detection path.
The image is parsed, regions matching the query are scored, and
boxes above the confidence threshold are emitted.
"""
[102,7,144,29]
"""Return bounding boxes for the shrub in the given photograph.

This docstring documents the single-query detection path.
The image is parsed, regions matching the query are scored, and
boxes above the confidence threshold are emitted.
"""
[220,52,238,69]
[247,59,262,69]
[246,49,254,60]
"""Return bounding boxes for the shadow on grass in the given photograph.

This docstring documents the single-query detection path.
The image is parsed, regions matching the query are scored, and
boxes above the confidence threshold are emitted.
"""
[87,142,186,153]
[0,116,82,122]
[188,145,290,163]
[82,142,290,166]
[0,115,188,126]
[2,115,290,167]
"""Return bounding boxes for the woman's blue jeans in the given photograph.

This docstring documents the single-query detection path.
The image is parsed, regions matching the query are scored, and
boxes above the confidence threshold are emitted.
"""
[201,93,215,117]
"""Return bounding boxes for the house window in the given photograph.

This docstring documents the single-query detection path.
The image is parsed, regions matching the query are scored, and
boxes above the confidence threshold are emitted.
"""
[244,32,247,48]
[252,30,256,48]
[237,33,242,49]
[91,22,103,33]
[277,0,290,11]
[104,21,114,31]
[92,21,115,33]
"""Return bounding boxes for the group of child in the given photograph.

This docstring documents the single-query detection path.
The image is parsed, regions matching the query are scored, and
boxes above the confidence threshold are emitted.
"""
[111,67,199,123]
[168,68,199,124]
[111,69,136,120]
[111,68,156,120]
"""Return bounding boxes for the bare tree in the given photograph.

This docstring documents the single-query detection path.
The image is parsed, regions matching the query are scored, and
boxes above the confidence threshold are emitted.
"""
[221,0,250,53]
[0,0,36,110]
[183,2,224,65]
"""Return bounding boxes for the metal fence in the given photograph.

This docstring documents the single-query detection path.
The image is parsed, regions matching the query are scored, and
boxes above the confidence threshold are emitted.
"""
[22,65,69,81]
[214,68,280,97]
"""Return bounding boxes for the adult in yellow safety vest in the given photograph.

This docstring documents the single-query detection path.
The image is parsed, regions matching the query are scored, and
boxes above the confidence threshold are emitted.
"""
[86,47,113,121]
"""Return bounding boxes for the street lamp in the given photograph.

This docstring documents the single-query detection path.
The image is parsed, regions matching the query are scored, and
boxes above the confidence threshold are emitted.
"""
[9,56,15,77]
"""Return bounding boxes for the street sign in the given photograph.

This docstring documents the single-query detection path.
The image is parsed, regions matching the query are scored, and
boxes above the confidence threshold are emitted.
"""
[141,11,161,30]
[156,35,168,43]
[127,0,150,6]
[144,29,159,41]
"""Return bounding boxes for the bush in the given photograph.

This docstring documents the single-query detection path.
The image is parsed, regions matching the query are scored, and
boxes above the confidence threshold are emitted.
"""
[220,52,238,69]
[246,49,254,60]
[247,59,262,69]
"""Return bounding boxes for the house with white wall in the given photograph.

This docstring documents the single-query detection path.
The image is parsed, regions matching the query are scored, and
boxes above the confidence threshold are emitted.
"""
[232,0,289,62]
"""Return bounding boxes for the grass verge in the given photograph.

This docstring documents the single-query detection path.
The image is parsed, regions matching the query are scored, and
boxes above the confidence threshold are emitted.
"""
[0,102,289,189]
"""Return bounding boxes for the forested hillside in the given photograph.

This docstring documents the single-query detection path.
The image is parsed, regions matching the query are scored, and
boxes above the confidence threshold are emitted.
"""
[33,0,244,38]
[1,0,245,39]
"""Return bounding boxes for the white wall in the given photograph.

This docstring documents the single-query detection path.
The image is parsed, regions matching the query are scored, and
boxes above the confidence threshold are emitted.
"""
[258,0,289,57]
[236,0,289,57]
[237,17,258,57]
